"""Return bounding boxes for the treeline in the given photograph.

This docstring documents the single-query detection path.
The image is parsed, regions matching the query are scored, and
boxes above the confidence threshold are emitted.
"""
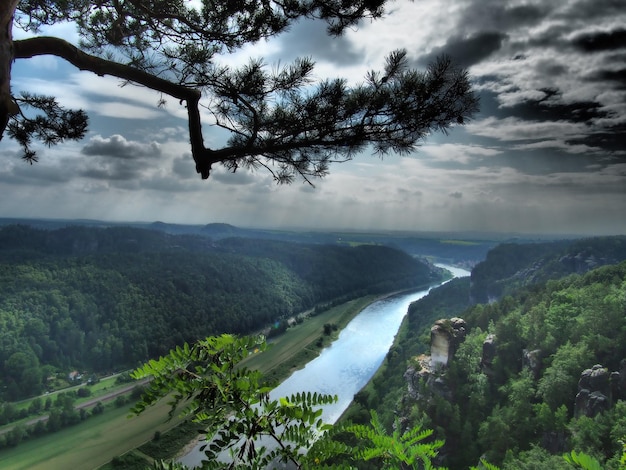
[0,225,437,401]
[355,239,626,469]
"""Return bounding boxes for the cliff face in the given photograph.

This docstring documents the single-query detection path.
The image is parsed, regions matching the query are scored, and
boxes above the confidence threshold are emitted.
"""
[430,318,467,369]
[469,237,626,304]
[404,317,467,403]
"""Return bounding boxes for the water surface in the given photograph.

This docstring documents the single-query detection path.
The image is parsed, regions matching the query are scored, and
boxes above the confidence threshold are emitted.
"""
[179,264,469,467]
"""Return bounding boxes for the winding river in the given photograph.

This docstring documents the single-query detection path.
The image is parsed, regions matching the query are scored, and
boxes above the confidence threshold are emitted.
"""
[179,264,470,467]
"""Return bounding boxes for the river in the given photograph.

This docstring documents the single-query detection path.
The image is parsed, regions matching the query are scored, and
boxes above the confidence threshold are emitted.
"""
[179,264,470,468]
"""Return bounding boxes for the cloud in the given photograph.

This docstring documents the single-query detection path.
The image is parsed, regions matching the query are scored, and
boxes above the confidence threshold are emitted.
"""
[571,28,626,52]
[268,19,362,66]
[456,1,550,33]
[420,143,502,165]
[211,167,259,186]
[81,135,162,159]
[466,117,587,142]
[418,31,507,69]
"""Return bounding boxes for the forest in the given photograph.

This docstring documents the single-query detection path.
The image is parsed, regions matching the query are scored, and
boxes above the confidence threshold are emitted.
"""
[346,235,626,469]
[2,225,626,469]
[0,224,439,402]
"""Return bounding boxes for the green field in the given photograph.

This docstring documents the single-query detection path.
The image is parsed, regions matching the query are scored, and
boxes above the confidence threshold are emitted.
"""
[0,375,141,435]
[439,239,481,246]
[0,400,181,470]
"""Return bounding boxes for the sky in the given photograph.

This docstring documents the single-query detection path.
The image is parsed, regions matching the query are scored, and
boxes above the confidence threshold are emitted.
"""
[4,0,626,236]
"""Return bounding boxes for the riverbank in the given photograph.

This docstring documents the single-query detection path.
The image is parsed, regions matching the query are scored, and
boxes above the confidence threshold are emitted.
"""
[179,275,453,468]
[155,281,447,468]
[338,264,471,425]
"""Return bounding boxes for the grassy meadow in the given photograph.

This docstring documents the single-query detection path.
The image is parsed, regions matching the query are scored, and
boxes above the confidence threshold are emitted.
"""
[0,400,181,470]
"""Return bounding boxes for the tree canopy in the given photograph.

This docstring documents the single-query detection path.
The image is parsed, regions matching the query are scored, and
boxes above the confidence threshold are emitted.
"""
[3,0,478,183]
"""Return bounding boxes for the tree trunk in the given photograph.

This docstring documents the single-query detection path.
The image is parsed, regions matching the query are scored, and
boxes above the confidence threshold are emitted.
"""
[0,0,18,140]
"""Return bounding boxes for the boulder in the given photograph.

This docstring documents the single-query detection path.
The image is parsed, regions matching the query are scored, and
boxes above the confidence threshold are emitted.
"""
[575,364,614,417]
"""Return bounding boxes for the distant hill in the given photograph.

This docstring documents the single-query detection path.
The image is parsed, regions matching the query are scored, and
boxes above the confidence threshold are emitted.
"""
[0,217,531,265]
[470,236,626,303]
[0,224,442,401]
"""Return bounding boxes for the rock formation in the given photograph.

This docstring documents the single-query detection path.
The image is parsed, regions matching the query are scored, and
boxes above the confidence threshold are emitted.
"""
[574,363,624,417]
[481,334,497,375]
[522,348,542,379]
[404,318,467,402]
[430,317,467,369]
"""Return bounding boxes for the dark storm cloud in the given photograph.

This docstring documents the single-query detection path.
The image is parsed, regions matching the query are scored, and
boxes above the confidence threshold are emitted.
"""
[269,19,361,65]
[587,68,626,89]
[81,134,162,159]
[418,31,507,69]
[473,89,624,157]
[477,88,607,125]
[566,124,626,155]
[449,191,463,199]
[571,28,626,53]
[560,0,626,21]
[456,1,550,34]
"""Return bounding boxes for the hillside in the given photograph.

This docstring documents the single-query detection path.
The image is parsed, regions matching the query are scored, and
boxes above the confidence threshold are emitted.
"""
[470,236,626,303]
[0,225,441,402]
[352,237,626,469]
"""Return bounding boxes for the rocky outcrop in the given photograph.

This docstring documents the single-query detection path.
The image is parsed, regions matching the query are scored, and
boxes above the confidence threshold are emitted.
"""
[574,363,625,417]
[522,349,542,379]
[404,318,467,402]
[481,334,497,375]
[558,253,606,275]
[430,317,466,369]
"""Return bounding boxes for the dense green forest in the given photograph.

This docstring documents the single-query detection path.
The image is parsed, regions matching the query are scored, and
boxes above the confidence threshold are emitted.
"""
[353,237,626,469]
[0,225,439,401]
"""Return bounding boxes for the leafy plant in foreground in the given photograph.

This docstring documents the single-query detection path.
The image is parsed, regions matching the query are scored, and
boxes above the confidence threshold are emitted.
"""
[131,334,455,469]
[342,410,445,469]
[131,335,337,469]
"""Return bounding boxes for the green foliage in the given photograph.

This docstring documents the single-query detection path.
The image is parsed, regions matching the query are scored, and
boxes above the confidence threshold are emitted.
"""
[367,244,626,469]
[342,410,445,469]
[132,335,338,469]
[537,342,593,412]
[564,450,603,470]
[6,92,88,164]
